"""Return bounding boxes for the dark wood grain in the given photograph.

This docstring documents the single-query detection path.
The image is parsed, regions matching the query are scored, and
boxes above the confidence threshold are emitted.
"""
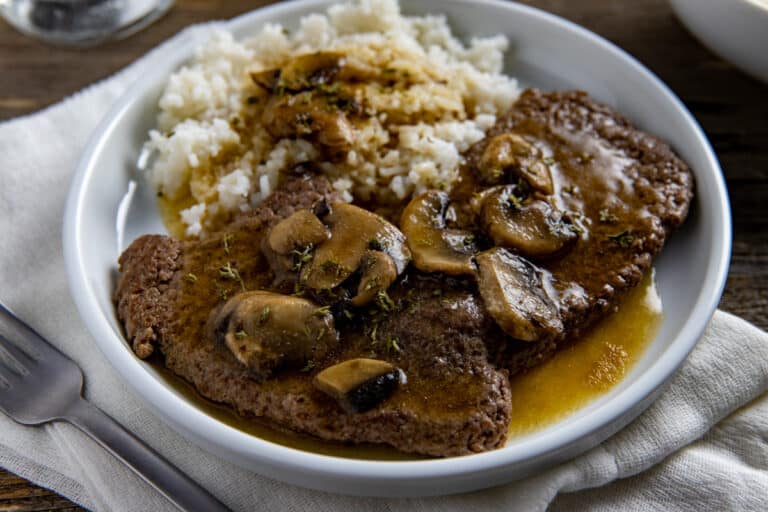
[1,0,766,509]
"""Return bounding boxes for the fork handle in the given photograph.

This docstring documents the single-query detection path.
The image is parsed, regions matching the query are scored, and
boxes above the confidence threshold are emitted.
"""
[63,398,230,512]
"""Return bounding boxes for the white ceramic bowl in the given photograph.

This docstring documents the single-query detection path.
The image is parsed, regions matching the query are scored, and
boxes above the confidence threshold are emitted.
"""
[670,0,768,83]
[63,0,731,497]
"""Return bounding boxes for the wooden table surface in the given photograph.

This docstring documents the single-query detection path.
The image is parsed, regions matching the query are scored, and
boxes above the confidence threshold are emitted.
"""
[1,0,766,509]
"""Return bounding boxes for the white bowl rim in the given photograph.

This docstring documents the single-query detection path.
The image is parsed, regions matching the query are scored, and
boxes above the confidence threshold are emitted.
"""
[63,0,732,487]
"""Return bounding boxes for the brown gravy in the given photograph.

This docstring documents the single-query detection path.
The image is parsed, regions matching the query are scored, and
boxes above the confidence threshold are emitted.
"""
[150,270,660,459]
[507,270,661,436]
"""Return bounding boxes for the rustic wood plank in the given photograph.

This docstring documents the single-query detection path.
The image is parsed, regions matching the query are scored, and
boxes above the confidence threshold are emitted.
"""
[0,471,81,511]
[1,0,766,508]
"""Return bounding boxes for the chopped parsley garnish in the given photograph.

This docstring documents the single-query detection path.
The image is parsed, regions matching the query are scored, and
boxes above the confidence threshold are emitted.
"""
[320,259,344,277]
[292,281,306,297]
[599,209,618,224]
[516,177,531,196]
[316,82,340,95]
[364,275,382,291]
[184,273,198,284]
[507,192,523,211]
[291,247,313,272]
[375,290,396,312]
[487,167,504,182]
[386,336,402,354]
[608,231,635,248]
[369,321,380,343]
[295,112,314,134]
[219,262,245,290]
[313,305,331,317]
[222,233,234,255]
[235,330,248,340]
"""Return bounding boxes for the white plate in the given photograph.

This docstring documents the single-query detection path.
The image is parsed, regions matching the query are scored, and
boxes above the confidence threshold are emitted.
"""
[670,0,768,84]
[63,0,731,497]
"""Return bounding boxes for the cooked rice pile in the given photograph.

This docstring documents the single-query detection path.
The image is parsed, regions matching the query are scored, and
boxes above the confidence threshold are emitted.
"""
[143,0,519,237]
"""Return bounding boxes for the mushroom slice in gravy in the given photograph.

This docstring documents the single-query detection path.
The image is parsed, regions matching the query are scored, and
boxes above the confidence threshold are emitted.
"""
[480,185,577,260]
[350,250,399,307]
[261,93,357,152]
[477,133,553,194]
[400,190,478,276]
[268,209,331,255]
[301,203,411,297]
[313,358,402,413]
[475,247,563,342]
[207,291,338,380]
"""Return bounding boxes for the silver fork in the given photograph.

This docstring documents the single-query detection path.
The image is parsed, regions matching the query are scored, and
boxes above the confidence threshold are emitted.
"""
[0,302,230,512]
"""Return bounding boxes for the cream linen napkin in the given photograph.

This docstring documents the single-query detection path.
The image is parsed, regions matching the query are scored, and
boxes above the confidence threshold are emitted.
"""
[1,24,767,512]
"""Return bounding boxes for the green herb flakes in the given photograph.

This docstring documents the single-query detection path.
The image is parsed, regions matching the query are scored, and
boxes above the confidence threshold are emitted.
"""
[313,305,331,317]
[507,193,523,211]
[222,233,234,255]
[599,209,618,224]
[386,336,402,354]
[376,290,395,312]
[219,262,245,290]
[608,231,635,248]
[291,247,313,272]
[320,259,344,277]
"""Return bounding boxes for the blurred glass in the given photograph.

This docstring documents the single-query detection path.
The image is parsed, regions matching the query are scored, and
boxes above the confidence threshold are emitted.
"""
[0,0,174,46]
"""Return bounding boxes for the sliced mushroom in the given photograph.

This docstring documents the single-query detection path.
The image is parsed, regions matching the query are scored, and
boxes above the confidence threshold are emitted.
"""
[251,51,346,93]
[477,133,553,194]
[268,209,330,255]
[250,68,281,91]
[400,191,477,276]
[350,251,398,307]
[207,291,338,380]
[313,358,402,413]
[301,203,411,296]
[261,93,357,151]
[250,51,377,154]
[475,248,563,342]
[481,186,577,260]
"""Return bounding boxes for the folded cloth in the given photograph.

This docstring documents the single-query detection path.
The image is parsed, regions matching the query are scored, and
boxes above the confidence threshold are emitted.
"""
[1,23,767,512]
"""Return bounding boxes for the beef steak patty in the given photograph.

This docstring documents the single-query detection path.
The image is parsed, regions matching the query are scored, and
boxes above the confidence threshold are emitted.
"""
[116,174,512,457]
[458,89,693,369]
[115,89,693,457]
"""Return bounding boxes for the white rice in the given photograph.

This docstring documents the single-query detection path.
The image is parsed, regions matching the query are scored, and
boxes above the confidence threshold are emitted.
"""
[143,0,519,237]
